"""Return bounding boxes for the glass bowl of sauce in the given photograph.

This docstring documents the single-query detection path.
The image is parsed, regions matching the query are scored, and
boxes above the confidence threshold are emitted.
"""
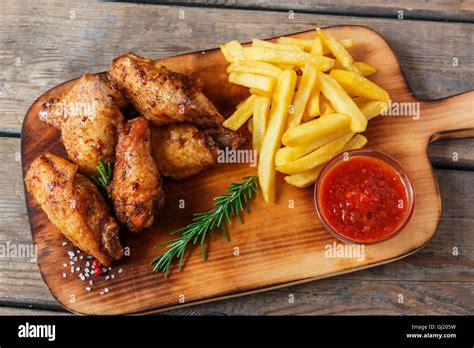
[314,149,415,244]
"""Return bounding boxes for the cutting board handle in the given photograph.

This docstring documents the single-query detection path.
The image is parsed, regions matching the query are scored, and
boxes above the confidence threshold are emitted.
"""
[422,91,474,142]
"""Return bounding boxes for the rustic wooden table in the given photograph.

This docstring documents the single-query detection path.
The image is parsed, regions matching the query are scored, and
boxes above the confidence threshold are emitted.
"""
[0,0,472,315]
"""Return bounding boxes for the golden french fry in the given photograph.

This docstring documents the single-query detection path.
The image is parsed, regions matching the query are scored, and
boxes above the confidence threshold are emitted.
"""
[353,61,377,77]
[330,69,390,103]
[352,96,370,107]
[252,38,303,52]
[284,166,323,188]
[311,37,323,56]
[249,88,271,98]
[287,64,318,128]
[229,72,276,93]
[275,127,349,167]
[316,28,359,74]
[247,118,253,133]
[276,100,381,167]
[249,88,272,98]
[276,132,354,174]
[360,101,388,120]
[277,37,319,51]
[334,38,353,49]
[282,113,350,147]
[258,70,297,202]
[223,94,258,130]
[343,133,368,151]
[277,36,353,54]
[322,38,353,55]
[220,45,233,63]
[236,96,249,109]
[320,94,335,115]
[277,63,296,70]
[227,60,282,78]
[317,72,367,132]
[301,108,313,123]
[243,47,334,71]
[307,86,320,118]
[252,96,271,153]
[277,37,317,50]
[284,134,367,188]
[223,40,246,61]
[332,61,377,77]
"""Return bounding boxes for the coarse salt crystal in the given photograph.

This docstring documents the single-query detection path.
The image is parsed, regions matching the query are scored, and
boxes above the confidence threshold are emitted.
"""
[69,261,74,265]
[67,251,75,258]
[63,263,67,267]
[85,287,91,292]
[73,257,78,262]
[62,242,67,246]
[99,291,104,295]
[111,275,115,279]
[89,280,93,286]
[75,267,80,272]
[86,262,90,267]
[76,250,80,254]
[118,268,123,273]
[79,274,85,281]
[70,266,74,273]
[62,273,67,278]
[105,276,110,280]
[104,288,109,293]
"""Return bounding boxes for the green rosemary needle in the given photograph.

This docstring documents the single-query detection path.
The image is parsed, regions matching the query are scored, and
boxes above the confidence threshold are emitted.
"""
[93,159,113,200]
[151,175,258,278]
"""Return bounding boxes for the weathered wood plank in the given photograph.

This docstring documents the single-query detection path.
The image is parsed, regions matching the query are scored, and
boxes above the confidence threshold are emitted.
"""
[2,137,472,314]
[143,0,474,22]
[0,137,59,309]
[429,139,474,170]
[184,280,473,315]
[0,0,473,137]
[0,306,69,315]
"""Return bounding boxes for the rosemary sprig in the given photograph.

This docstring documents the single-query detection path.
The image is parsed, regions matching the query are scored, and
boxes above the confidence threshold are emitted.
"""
[151,175,258,278]
[93,159,113,200]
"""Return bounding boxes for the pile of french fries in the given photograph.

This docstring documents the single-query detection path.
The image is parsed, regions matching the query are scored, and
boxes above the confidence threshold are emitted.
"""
[220,28,390,202]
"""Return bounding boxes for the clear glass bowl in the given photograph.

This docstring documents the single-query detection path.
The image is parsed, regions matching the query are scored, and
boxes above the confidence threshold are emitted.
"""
[314,148,415,244]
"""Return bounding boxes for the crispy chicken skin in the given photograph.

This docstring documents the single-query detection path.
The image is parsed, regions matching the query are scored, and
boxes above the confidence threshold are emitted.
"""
[39,73,127,176]
[25,153,123,266]
[108,52,244,149]
[151,123,217,179]
[109,117,165,233]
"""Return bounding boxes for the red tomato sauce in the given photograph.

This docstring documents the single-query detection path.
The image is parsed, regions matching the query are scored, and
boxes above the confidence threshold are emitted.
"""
[318,156,409,243]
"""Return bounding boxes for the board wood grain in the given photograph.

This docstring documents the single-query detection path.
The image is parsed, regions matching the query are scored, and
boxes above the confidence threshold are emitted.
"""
[21,26,474,315]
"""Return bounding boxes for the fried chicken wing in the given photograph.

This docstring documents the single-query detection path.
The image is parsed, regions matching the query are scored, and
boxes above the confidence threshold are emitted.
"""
[151,123,217,179]
[39,73,127,176]
[25,152,123,266]
[108,53,244,149]
[109,117,165,233]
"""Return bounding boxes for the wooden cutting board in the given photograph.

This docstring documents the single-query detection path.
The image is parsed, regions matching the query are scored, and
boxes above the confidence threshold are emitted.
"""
[21,26,474,315]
